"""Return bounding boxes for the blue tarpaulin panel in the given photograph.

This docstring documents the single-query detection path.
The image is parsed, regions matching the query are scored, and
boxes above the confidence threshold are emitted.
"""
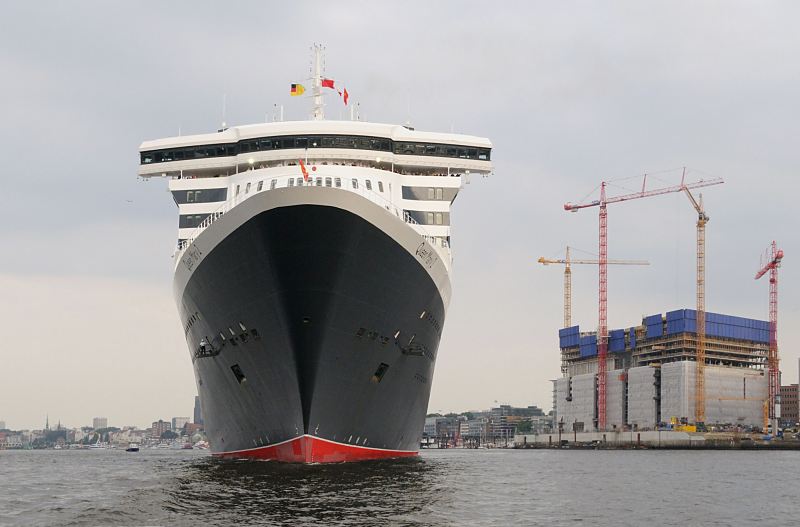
[629,328,637,349]
[644,314,662,326]
[646,323,663,339]
[580,335,597,357]
[609,329,625,352]
[559,325,580,337]
[651,308,768,343]
[558,325,581,348]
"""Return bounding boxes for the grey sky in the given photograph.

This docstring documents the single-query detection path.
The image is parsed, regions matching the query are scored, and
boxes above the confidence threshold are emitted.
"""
[1,1,799,430]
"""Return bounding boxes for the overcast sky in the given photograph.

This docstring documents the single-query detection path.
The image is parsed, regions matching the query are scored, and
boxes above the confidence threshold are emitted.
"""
[1,1,799,430]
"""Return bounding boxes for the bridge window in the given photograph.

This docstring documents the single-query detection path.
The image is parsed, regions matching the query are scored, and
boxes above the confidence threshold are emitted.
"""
[365,180,372,191]
[435,188,443,200]
[352,179,358,189]
[335,177,341,188]
[141,135,490,165]
[257,181,263,191]
[378,181,384,192]
[288,178,295,187]
[325,177,332,187]
[270,179,277,190]
[245,182,251,194]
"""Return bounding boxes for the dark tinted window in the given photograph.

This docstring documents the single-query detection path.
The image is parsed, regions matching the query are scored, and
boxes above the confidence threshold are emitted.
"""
[171,188,227,204]
[141,135,490,164]
[179,214,211,228]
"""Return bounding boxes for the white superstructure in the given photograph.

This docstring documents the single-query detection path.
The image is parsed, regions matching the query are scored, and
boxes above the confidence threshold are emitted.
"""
[139,120,492,269]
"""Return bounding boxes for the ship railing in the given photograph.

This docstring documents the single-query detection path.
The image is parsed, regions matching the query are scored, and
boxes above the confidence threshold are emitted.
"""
[174,174,450,262]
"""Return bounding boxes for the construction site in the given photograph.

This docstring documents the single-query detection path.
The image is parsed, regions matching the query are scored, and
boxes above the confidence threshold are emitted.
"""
[526,168,787,445]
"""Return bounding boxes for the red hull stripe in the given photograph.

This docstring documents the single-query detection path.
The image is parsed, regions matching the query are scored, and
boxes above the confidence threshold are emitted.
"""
[213,435,418,463]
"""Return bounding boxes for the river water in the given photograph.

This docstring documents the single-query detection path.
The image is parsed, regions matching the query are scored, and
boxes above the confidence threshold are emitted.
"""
[1,448,798,526]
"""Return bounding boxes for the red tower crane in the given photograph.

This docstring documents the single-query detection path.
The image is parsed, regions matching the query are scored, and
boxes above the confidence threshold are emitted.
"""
[565,171,723,431]
[755,241,784,431]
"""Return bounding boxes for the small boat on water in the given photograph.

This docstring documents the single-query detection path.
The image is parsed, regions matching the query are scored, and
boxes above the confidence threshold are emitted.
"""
[126,443,140,452]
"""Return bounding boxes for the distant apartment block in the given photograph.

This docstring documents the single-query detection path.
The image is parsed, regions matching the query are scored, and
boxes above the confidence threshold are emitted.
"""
[780,384,799,427]
[92,417,108,430]
[151,420,171,438]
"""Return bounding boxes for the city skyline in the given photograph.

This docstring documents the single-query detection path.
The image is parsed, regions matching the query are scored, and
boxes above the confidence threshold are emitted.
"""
[2,2,799,429]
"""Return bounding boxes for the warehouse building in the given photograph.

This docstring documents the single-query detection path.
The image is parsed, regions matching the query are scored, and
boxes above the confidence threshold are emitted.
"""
[553,309,769,431]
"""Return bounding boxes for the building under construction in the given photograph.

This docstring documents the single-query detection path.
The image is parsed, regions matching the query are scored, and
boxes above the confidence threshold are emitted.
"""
[554,308,770,431]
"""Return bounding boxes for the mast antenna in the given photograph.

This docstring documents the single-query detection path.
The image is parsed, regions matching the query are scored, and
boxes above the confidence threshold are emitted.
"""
[221,93,227,130]
[310,44,325,120]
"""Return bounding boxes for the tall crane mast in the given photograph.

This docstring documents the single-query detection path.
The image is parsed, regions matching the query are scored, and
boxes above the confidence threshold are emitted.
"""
[538,247,649,328]
[679,168,722,428]
[565,171,723,431]
[755,241,784,432]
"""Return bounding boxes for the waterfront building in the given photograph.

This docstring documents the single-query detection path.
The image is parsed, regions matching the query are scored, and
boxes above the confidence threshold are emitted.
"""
[556,309,771,430]
[172,417,190,432]
[185,422,203,436]
[779,384,799,428]
[92,417,108,430]
[151,420,171,438]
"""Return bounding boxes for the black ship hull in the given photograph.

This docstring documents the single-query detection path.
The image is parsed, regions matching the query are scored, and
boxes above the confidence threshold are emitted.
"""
[176,188,447,462]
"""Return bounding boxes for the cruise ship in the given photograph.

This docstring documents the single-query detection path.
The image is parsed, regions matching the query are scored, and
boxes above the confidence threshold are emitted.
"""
[138,48,492,462]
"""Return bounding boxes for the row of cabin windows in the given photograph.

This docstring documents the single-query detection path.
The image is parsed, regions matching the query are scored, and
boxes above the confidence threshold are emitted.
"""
[141,134,491,164]
[233,178,385,196]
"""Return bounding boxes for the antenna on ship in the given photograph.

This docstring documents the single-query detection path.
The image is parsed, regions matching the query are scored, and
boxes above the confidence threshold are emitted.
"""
[219,93,228,132]
[310,43,325,120]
